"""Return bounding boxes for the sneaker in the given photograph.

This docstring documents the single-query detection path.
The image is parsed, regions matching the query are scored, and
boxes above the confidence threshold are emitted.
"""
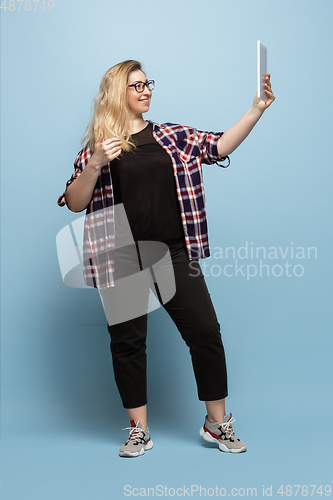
[119,420,153,458]
[199,413,247,453]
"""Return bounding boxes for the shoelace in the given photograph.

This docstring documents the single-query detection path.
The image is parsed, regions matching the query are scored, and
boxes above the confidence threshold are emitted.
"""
[122,424,145,443]
[221,415,236,438]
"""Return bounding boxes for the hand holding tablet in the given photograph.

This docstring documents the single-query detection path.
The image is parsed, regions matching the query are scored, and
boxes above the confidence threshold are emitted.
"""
[255,41,275,109]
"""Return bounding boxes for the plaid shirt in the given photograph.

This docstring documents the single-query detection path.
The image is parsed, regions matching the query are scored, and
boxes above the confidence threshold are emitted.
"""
[57,121,230,288]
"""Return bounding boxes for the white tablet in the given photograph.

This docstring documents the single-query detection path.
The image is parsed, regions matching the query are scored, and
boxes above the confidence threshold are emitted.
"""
[257,41,267,102]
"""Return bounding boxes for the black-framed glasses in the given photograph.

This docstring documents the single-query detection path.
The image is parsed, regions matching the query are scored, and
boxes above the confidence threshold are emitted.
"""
[127,80,155,93]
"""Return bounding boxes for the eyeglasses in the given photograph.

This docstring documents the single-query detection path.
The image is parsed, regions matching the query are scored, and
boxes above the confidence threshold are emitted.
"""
[127,80,155,93]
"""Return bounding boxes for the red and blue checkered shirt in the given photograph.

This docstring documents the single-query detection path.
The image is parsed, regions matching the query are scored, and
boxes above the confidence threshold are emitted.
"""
[57,121,230,288]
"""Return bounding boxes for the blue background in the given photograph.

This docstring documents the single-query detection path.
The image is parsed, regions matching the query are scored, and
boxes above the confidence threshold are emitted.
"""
[1,0,332,498]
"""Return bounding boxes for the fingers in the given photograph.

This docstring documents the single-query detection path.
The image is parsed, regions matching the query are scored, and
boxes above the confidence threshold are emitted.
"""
[92,134,122,167]
[255,73,274,109]
[103,140,122,154]
[265,82,274,96]
[264,88,275,106]
[97,136,122,152]
[264,73,274,101]
[99,138,122,162]
[102,137,122,146]
[97,133,121,148]
[113,148,122,159]
[103,143,122,155]
[263,74,271,86]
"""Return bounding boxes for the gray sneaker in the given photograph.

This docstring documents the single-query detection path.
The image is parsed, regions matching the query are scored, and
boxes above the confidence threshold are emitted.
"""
[199,413,247,453]
[119,420,153,458]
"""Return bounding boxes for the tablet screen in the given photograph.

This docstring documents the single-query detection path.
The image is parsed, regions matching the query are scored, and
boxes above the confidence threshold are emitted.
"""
[257,41,267,102]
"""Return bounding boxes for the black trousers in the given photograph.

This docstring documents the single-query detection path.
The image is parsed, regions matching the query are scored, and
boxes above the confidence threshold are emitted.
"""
[107,238,228,409]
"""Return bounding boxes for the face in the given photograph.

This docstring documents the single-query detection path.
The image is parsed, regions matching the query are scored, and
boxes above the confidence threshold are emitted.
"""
[127,70,152,119]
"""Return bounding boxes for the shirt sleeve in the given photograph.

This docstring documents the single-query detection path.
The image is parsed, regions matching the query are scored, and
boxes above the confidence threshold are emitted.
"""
[57,144,93,207]
[196,130,230,168]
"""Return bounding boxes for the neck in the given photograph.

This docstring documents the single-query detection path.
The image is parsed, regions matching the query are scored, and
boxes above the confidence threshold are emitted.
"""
[127,116,147,136]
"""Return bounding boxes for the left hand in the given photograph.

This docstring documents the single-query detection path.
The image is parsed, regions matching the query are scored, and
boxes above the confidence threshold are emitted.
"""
[253,73,275,111]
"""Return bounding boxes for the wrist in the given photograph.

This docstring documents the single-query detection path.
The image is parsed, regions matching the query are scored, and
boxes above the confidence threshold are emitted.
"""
[250,104,265,118]
[248,104,265,125]
[88,155,103,172]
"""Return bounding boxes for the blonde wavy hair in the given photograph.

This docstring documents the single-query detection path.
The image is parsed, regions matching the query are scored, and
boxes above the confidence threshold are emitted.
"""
[82,60,144,152]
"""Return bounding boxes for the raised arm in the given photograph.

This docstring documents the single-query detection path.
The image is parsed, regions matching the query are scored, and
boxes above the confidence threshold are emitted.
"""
[65,133,122,212]
[217,74,275,158]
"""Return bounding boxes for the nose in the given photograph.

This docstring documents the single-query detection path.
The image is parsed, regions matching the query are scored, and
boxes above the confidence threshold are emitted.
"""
[141,86,151,99]
[143,83,152,94]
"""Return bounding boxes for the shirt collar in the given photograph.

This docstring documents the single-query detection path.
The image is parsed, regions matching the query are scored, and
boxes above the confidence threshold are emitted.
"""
[147,120,166,130]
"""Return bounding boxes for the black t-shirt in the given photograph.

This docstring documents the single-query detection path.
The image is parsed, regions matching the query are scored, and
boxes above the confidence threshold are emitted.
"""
[110,122,184,241]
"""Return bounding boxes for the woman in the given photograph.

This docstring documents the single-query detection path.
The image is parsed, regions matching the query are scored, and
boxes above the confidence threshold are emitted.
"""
[57,60,275,458]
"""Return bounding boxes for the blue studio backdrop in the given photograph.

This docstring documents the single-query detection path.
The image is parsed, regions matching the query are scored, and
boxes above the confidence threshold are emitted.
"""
[1,0,333,499]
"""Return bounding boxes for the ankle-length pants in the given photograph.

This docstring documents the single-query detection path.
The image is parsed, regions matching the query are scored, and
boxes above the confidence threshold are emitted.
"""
[105,237,228,409]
